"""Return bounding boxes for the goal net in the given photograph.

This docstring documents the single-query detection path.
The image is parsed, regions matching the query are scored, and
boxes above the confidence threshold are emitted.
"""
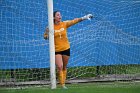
[0,0,140,88]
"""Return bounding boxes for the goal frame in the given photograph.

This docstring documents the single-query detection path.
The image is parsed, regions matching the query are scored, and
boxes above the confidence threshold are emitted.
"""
[46,0,56,89]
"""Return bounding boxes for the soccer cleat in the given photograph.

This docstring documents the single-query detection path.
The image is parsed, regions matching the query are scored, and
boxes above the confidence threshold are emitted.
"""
[62,85,68,89]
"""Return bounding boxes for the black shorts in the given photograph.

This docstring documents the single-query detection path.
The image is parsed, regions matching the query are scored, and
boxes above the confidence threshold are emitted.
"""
[55,48,70,56]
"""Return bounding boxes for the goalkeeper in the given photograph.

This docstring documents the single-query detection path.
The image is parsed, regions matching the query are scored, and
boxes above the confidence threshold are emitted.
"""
[44,11,93,89]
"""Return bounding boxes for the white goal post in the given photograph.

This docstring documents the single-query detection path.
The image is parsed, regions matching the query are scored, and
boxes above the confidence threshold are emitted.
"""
[46,0,56,89]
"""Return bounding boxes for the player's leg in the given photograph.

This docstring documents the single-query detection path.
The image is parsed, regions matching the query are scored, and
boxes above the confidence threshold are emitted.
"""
[63,49,70,83]
[62,55,69,89]
[55,54,64,87]
[62,55,69,82]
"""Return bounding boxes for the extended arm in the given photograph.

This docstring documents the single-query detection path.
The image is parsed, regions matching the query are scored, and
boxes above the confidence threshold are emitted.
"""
[65,14,93,28]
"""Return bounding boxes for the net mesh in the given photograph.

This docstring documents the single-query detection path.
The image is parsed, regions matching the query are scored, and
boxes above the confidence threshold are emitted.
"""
[0,0,140,87]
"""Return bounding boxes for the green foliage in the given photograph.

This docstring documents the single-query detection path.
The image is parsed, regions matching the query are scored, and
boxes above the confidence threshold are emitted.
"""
[0,64,140,81]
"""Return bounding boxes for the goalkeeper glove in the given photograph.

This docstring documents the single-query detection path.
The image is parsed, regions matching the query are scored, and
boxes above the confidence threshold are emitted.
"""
[81,14,93,20]
[44,32,49,40]
[44,28,49,40]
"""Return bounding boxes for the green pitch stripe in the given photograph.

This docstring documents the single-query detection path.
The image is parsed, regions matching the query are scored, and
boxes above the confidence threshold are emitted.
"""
[0,82,140,93]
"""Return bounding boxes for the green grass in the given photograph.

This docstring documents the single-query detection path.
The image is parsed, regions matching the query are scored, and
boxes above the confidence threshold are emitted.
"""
[0,82,140,93]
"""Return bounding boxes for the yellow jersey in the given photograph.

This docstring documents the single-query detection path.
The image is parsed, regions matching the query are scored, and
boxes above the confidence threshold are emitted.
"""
[54,19,80,52]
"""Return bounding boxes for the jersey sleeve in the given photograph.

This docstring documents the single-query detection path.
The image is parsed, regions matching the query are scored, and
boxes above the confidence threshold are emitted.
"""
[64,18,80,28]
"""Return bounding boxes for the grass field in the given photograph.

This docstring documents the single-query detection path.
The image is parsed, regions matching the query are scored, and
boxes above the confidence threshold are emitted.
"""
[0,82,140,93]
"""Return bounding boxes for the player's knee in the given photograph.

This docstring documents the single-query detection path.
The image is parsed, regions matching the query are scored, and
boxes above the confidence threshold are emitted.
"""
[57,65,63,71]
